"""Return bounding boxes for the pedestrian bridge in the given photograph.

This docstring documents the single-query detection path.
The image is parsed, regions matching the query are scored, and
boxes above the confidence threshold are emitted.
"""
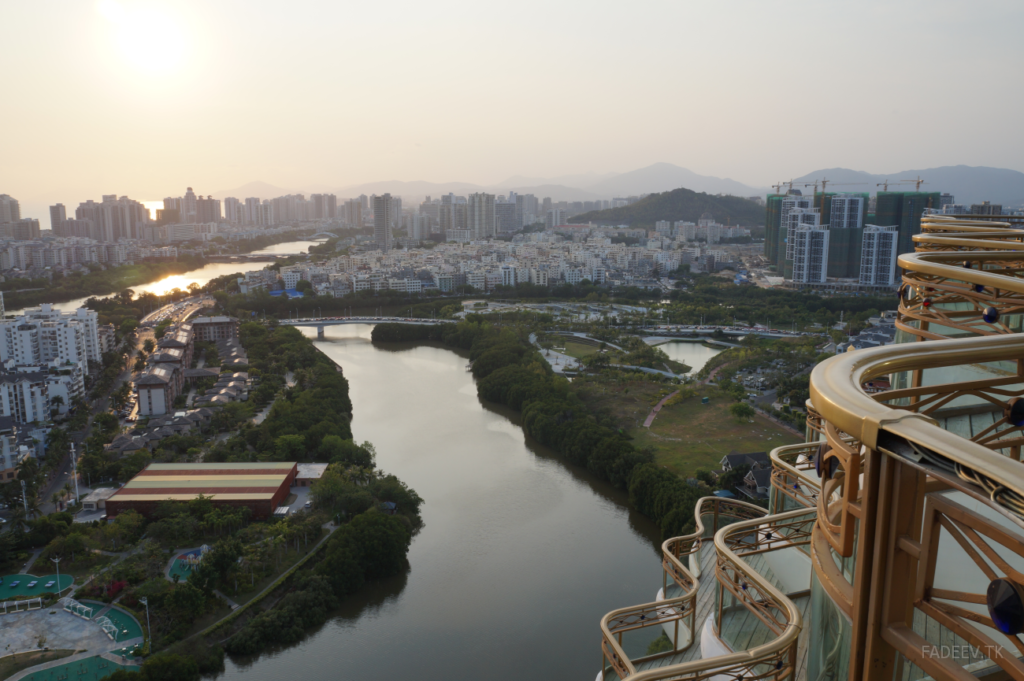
[279,316,454,338]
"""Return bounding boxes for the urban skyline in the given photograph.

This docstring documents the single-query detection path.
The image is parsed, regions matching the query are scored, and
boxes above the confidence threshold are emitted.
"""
[4,0,1024,220]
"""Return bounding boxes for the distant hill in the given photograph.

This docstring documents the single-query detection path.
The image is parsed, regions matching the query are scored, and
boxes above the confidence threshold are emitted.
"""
[584,162,764,198]
[569,187,765,227]
[211,181,299,200]
[792,165,1024,206]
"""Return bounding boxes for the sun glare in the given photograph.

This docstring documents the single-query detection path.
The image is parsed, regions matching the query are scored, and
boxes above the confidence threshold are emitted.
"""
[98,0,188,76]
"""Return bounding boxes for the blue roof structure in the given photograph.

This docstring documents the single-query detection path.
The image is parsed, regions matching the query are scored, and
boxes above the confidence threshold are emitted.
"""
[268,289,304,298]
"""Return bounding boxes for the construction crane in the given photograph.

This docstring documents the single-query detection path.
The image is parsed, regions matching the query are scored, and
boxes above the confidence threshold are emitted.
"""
[900,176,928,191]
[802,179,869,212]
[771,182,786,195]
[877,180,895,191]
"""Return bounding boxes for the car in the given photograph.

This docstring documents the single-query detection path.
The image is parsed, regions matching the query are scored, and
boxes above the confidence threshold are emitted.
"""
[304,501,311,509]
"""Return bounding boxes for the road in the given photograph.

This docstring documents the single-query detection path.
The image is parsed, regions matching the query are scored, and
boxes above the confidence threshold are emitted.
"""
[36,296,214,515]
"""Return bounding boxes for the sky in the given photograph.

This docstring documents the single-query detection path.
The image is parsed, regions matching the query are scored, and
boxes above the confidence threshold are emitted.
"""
[4,0,1024,223]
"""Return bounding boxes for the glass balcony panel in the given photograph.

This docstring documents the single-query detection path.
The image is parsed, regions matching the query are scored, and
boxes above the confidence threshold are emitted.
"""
[807,571,851,681]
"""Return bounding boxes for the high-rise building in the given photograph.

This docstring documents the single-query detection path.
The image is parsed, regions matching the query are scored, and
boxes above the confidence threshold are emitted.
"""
[6,219,41,241]
[244,198,262,225]
[312,194,338,220]
[223,197,242,224]
[515,194,538,228]
[545,209,566,230]
[0,195,20,223]
[790,223,829,284]
[939,193,955,208]
[780,198,817,278]
[196,196,221,223]
[439,194,468,234]
[970,201,1002,215]
[495,199,518,234]
[75,196,148,241]
[183,187,198,222]
[827,193,868,279]
[859,225,899,286]
[373,193,394,252]
[49,204,66,232]
[874,191,941,256]
[467,193,496,239]
[0,304,101,369]
[344,199,363,227]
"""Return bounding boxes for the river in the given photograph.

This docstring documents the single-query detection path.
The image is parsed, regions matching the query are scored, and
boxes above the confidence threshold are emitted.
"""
[9,240,320,315]
[215,325,666,681]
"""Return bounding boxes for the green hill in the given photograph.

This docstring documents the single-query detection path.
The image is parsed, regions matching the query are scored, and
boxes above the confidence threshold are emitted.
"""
[569,187,765,227]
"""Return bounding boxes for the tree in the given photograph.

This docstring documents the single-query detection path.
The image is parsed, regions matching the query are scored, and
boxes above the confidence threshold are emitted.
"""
[295,279,313,294]
[729,402,755,421]
[143,339,156,353]
[134,355,147,372]
[119,318,139,337]
[274,434,307,461]
[168,582,206,620]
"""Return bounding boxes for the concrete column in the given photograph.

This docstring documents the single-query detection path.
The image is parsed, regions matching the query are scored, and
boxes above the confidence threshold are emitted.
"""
[317,325,325,340]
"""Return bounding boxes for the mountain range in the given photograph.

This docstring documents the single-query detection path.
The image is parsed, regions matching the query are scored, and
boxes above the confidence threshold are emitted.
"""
[211,163,1024,208]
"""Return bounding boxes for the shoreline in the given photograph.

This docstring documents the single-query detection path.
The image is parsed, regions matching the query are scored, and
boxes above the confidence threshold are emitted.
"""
[3,232,319,310]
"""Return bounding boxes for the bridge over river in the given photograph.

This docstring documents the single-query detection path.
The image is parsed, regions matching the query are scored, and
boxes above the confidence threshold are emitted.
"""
[279,316,454,338]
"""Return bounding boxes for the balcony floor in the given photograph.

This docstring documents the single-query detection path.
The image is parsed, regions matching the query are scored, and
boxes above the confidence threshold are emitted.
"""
[636,541,811,681]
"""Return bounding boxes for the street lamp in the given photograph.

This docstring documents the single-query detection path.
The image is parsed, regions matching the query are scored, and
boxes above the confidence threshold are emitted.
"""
[51,556,62,596]
[139,597,150,649]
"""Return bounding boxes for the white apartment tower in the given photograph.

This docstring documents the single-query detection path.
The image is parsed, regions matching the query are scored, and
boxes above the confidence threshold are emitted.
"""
[0,305,101,370]
[830,194,866,229]
[859,225,900,286]
[791,224,830,284]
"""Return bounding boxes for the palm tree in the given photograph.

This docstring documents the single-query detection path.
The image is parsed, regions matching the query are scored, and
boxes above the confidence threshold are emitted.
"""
[50,491,61,512]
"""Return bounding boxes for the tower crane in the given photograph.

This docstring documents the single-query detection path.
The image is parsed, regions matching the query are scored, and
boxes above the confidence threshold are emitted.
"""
[877,180,895,191]
[900,176,928,191]
[801,179,869,212]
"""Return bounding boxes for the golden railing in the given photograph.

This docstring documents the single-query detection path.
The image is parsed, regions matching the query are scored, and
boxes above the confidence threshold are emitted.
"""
[809,332,1024,681]
[602,497,767,679]
[898,216,1024,342]
[770,442,821,510]
[601,507,811,681]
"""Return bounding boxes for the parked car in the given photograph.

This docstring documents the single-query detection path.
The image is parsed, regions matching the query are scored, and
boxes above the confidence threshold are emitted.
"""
[304,501,312,509]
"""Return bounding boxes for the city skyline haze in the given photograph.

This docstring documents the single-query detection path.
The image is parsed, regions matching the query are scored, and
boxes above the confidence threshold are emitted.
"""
[4,0,1023,222]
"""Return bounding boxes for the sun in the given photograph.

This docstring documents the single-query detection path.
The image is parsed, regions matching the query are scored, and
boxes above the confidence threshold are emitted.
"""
[98,0,188,76]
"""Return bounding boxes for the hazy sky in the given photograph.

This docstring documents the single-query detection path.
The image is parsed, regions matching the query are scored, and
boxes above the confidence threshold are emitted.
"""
[5,0,1024,220]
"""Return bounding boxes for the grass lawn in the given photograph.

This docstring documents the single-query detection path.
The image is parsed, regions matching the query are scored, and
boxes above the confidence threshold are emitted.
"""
[631,391,803,478]
[0,649,77,680]
[572,374,675,430]
[561,341,601,360]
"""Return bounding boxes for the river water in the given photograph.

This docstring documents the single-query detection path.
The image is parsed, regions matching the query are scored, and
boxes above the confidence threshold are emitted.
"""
[215,325,666,681]
[9,240,320,315]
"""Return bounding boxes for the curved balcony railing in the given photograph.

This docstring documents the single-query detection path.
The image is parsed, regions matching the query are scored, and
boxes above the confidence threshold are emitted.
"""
[601,497,768,679]
[809,332,1024,680]
[898,216,1024,342]
[770,442,821,511]
[601,506,812,681]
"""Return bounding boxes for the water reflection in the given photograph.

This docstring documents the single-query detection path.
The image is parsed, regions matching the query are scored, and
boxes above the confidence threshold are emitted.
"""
[9,240,320,314]
[213,325,665,681]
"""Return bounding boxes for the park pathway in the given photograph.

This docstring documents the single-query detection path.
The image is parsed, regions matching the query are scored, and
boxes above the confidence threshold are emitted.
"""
[643,390,680,428]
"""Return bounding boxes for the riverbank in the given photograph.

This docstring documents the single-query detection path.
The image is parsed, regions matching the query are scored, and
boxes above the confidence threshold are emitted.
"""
[2,231,319,311]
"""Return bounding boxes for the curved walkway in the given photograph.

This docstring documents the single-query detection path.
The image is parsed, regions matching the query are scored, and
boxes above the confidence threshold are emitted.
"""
[643,390,679,427]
